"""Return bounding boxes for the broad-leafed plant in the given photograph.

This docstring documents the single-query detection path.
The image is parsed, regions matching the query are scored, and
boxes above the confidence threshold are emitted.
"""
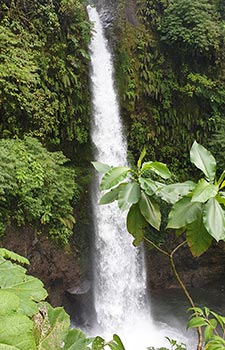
[93,141,225,255]
[0,247,125,350]
[93,141,225,350]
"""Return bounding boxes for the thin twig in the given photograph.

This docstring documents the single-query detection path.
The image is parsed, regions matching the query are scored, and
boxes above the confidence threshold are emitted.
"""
[143,236,169,256]
[143,236,203,350]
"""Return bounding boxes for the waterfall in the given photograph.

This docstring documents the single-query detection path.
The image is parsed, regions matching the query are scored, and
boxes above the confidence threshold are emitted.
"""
[87,5,191,350]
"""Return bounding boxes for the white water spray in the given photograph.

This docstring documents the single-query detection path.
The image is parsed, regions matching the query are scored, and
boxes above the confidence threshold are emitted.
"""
[87,6,192,349]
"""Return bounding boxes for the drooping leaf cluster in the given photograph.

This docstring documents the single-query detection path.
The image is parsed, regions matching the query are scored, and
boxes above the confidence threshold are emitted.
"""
[0,0,91,148]
[113,0,225,173]
[93,142,225,257]
[188,307,225,349]
[0,137,77,244]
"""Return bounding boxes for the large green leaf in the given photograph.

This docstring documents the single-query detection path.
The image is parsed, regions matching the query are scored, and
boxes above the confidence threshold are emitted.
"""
[36,304,70,350]
[63,329,90,350]
[91,336,105,350]
[139,192,161,230]
[203,198,225,241]
[0,258,48,317]
[107,335,126,350]
[191,179,218,203]
[137,147,146,170]
[158,181,195,204]
[100,167,130,191]
[216,192,225,206]
[91,162,111,174]
[4,275,48,316]
[127,204,146,246]
[99,184,124,205]
[0,258,27,286]
[118,182,141,211]
[186,214,212,257]
[141,161,171,179]
[167,197,202,229]
[0,249,29,265]
[139,177,164,196]
[0,345,18,349]
[190,141,216,182]
[112,335,125,350]
[187,316,208,329]
[0,314,36,350]
[0,290,20,316]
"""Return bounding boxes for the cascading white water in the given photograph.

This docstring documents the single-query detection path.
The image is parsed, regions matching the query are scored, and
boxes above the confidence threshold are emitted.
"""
[87,5,193,350]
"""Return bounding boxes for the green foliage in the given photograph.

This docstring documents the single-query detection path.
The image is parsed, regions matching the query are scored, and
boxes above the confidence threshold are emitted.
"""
[0,256,47,317]
[0,137,77,244]
[167,142,225,250]
[188,307,225,349]
[0,253,46,350]
[148,337,186,350]
[0,248,29,265]
[0,0,91,148]
[159,0,223,53]
[94,141,225,256]
[93,152,171,243]
[0,249,126,350]
[91,334,125,350]
[93,142,225,349]
[113,0,225,174]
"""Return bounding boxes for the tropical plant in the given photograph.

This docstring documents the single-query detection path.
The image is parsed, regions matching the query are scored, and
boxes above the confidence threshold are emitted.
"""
[188,307,225,350]
[0,247,125,350]
[0,137,77,244]
[159,0,223,54]
[93,141,225,350]
[0,0,91,149]
[148,337,186,350]
[113,0,225,175]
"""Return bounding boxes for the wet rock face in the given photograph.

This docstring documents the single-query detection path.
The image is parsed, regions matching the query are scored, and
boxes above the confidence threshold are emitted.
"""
[93,0,137,28]
[146,242,225,291]
[94,0,116,29]
[63,280,96,328]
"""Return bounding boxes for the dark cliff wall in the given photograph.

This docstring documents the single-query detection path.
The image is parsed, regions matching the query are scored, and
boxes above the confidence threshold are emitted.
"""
[146,242,225,291]
[1,227,80,305]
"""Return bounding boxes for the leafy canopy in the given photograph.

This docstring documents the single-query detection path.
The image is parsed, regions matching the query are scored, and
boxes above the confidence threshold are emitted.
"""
[0,137,77,244]
[159,0,223,53]
[94,141,225,256]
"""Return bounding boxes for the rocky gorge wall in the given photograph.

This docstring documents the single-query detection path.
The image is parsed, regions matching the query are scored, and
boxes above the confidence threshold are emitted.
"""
[146,242,225,291]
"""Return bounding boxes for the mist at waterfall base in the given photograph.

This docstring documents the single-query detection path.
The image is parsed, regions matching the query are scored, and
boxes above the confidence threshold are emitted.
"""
[86,5,195,350]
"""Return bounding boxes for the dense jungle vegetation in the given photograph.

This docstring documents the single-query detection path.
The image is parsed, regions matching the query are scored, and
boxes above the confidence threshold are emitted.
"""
[0,0,91,150]
[0,0,225,244]
[1,0,225,349]
[0,0,92,243]
[113,0,225,176]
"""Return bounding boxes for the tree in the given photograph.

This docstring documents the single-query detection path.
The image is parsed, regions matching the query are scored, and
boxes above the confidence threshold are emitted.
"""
[159,0,223,55]
[93,141,225,350]
[0,137,77,244]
